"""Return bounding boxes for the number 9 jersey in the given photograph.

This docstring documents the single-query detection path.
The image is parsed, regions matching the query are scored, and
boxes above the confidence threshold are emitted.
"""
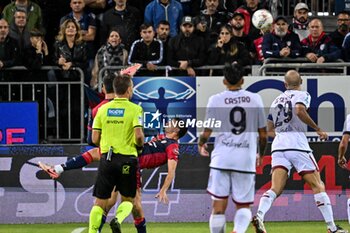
[269,90,312,153]
[205,89,266,173]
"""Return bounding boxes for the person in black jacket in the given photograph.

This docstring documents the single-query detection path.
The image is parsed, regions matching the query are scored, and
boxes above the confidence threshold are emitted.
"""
[262,16,302,60]
[0,18,19,101]
[23,28,49,141]
[53,18,88,139]
[100,0,142,50]
[167,16,206,76]
[208,24,251,75]
[128,23,163,76]
[329,11,350,49]
[23,28,48,71]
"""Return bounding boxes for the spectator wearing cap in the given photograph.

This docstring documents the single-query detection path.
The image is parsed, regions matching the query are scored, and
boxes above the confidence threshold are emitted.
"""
[144,0,183,38]
[291,2,310,41]
[167,16,206,76]
[229,11,254,58]
[301,18,341,63]
[207,24,251,75]
[2,0,42,32]
[262,16,301,59]
[329,11,350,49]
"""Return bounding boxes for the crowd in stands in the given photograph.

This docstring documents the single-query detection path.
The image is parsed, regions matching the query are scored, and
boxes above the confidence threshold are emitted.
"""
[0,0,349,141]
[0,0,349,81]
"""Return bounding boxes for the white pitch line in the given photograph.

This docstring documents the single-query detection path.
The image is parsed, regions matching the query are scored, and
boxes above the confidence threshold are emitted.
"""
[71,227,86,233]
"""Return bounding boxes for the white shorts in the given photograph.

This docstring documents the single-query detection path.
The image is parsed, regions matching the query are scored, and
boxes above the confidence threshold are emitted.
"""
[207,168,255,204]
[271,150,319,176]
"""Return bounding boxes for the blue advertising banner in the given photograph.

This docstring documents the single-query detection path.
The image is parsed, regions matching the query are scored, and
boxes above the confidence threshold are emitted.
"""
[0,102,38,144]
[132,77,196,142]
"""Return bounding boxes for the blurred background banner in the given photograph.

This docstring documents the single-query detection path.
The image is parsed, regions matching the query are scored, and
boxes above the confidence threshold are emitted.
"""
[0,102,38,144]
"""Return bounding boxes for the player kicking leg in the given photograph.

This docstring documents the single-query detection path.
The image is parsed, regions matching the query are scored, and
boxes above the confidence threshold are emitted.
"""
[253,151,348,233]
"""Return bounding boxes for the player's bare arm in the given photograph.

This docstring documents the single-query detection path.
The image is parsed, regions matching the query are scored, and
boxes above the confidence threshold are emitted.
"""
[267,119,276,138]
[198,128,212,156]
[257,127,268,166]
[155,159,177,204]
[295,103,328,140]
[338,133,349,169]
[92,129,101,146]
[134,127,144,147]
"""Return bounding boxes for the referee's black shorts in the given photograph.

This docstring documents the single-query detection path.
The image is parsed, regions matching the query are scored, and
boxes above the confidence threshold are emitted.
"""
[93,153,138,199]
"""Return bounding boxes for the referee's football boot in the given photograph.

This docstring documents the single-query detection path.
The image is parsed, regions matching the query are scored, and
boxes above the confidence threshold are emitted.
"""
[110,218,122,233]
[38,162,60,179]
[328,225,348,233]
[252,215,267,233]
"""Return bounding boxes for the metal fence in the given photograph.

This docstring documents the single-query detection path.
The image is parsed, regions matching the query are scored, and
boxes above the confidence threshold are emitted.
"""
[0,66,85,143]
[259,58,350,76]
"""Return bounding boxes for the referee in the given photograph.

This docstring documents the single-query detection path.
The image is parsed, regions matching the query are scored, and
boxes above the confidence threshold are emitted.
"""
[88,72,144,233]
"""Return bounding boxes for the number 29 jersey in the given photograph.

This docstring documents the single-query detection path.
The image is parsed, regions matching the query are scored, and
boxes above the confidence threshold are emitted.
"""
[205,89,266,173]
[269,90,312,153]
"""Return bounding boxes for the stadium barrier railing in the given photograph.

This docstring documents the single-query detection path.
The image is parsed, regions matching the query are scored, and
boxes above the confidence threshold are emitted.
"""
[259,58,350,76]
[0,66,85,143]
[97,65,253,92]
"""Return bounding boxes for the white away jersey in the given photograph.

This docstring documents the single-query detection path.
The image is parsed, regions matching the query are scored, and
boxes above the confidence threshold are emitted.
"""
[269,90,312,152]
[205,89,266,172]
[343,114,350,135]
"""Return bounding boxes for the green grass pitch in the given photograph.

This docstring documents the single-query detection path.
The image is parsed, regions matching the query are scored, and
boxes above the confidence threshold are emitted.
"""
[0,221,349,233]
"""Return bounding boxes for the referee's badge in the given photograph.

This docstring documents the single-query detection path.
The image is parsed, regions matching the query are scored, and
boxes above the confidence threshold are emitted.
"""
[122,165,130,174]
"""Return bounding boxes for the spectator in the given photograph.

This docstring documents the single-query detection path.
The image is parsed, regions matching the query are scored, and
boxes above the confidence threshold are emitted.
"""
[301,18,341,63]
[329,11,350,49]
[23,28,48,71]
[23,28,49,141]
[229,11,254,59]
[60,0,97,84]
[101,0,142,50]
[54,19,88,79]
[128,23,163,75]
[156,20,170,65]
[262,16,301,59]
[207,24,251,75]
[91,28,128,89]
[2,0,42,31]
[9,9,31,59]
[236,0,265,40]
[193,15,212,50]
[167,16,206,76]
[291,2,310,41]
[0,18,18,85]
[144,0,183,38]
[194,0,228,39]
[53,18,88,139]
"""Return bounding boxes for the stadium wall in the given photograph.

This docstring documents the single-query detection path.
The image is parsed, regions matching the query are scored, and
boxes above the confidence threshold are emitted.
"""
[0,143,348,224]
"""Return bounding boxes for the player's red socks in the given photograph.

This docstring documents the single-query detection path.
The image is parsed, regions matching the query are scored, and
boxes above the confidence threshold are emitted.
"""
[134,217,146,233]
